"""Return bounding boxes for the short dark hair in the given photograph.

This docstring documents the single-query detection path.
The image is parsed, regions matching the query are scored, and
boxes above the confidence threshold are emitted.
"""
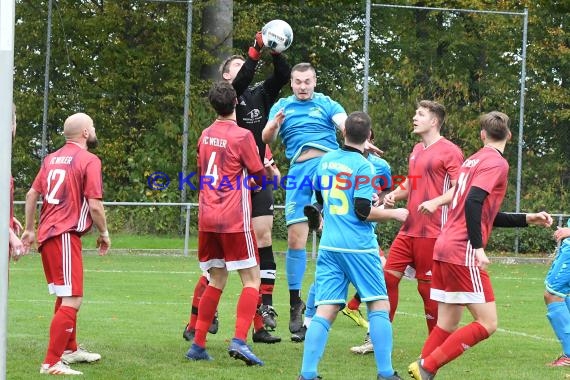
[219,55,245,78]
[208,81,237,117]
[480,111,510,141]
[418,100,446,128]
[291,62,315,76]
[345,111,371,145]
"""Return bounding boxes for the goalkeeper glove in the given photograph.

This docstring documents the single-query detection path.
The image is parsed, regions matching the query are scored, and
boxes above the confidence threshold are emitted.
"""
[248,31,264,61]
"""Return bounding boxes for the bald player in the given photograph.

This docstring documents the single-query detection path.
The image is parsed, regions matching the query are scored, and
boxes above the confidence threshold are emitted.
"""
[22,112,111,376]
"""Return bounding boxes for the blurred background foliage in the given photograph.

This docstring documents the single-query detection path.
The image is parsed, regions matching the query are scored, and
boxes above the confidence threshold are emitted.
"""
[11,0,569,252]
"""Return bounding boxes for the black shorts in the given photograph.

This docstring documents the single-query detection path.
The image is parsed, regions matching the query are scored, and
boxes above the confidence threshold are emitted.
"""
[251,186,274,218]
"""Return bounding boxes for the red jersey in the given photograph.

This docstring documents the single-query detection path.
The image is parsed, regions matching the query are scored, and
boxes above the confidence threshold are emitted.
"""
[400,137,463,238]
[31,142,103,245]
[433,146,509,265]
[197,119,264,233]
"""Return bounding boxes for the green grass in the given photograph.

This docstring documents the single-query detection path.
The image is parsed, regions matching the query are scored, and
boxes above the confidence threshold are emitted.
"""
[7,252,569,379]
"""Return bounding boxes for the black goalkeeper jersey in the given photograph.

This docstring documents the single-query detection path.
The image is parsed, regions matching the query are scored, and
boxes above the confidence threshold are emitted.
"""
[232,54,290,164]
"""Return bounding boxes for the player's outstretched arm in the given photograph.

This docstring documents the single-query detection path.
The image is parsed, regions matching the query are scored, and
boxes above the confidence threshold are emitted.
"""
[262,109,284,143]
[263,50,291,102]
[367,206,409,223]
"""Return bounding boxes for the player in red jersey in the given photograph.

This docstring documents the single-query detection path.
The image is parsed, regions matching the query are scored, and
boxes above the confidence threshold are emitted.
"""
[21,112,111,376]
[185,81,267,366]
[408,111,553,380]
[382,100,464,334]
[183,32,288,344]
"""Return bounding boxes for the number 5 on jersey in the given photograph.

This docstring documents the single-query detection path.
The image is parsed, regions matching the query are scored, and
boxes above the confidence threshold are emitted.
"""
[322,177,349,215]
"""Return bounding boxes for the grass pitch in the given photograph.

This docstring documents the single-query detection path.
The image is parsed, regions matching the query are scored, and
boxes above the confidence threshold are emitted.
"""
[6,250,569,379]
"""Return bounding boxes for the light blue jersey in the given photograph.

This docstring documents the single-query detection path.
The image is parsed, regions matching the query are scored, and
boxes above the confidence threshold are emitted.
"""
[368,153,391,232]
[314,148,378,253]
[268,92,346,162]
[368,153,392,191]
[545,219,570,297]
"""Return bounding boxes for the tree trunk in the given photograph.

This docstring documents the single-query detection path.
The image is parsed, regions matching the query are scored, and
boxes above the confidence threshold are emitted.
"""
[200,0,233,80]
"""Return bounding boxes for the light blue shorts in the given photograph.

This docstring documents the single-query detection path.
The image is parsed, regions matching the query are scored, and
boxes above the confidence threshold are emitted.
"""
[283,157,321,226]
[545,242,570,298]
[314,249,387,307]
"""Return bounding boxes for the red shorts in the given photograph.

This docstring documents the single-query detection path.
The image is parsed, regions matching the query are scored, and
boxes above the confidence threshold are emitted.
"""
[385,234,436,281]
[430,260,495,304]
[198,231,259,272]
[40,233,83,297]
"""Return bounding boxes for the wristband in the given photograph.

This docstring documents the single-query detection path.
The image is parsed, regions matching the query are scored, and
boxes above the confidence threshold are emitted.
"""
[99,230,109,237]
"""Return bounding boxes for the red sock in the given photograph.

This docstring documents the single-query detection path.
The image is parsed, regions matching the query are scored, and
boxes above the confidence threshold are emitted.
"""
[423,321,490,373]
[418,280,437,333]
[44,306,77,366]
[194,286,222,348]
[421,325,451,359]
[188,275,209,331]
[259,283,274,298]
[347,294,361,310]
[66,318,78,352]
[253,293,264,332]
[234,287,258,341]
[385,271,401,321]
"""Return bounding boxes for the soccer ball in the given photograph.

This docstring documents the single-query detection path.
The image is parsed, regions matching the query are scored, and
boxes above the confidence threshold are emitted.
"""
[261,19,293,53]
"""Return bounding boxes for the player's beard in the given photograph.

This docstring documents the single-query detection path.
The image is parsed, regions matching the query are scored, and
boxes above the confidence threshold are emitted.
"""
[87,136,99,150]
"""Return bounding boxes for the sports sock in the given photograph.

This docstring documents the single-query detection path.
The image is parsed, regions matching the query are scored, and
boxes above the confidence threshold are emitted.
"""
[286,248,306,291]
[384,271,401,321]
[347,293,361,310]
[65,317,78,352]
[305,283,316,319]
[253,293,264,332]
[44,306,77,366]
[421,324,452,360]
[368,310,395,378]
[188,275,209,330]
[547,301,570,355]
[418,280,437,332]
[300,316,330,380]
[423,321,489,373]
[253,313,265,332]
[194,285,222,347]
[290,290,302,306]
[234,287,259,341]
[259,246,276,306]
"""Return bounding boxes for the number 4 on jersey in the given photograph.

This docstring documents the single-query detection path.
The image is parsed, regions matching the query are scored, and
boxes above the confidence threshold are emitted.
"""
[205,152,219,186]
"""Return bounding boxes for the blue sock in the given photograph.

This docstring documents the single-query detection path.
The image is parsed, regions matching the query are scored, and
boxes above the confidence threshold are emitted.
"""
[305,283,316,319]
[286,248,306,290]
[368,309,394,377]
[300,316,330,379]
[565,296,570,313]
[547,302,570,355]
